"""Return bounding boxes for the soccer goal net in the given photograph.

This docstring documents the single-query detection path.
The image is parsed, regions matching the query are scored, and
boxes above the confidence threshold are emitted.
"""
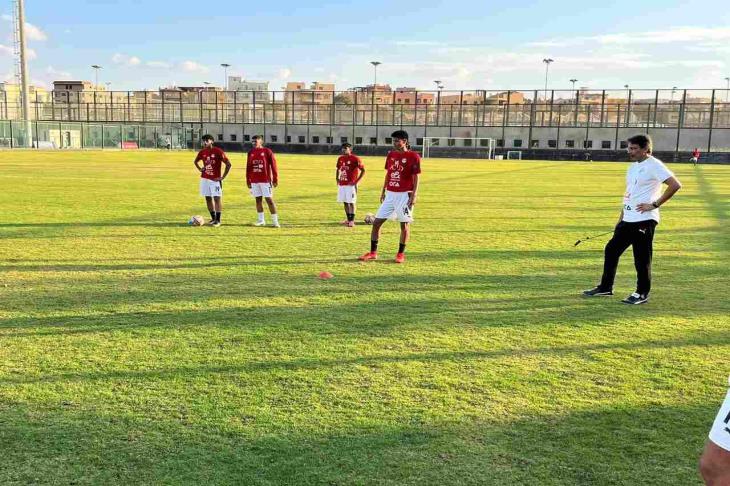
[422,137,496,159]
[506,150,522,160]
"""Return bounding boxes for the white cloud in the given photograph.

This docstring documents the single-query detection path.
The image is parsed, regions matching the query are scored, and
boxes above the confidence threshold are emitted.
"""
[0,15,47,41]
[277,68,291,79]
[344,42,369,49]
[0,44,13,56]
[24,22,46,41]
[180,60,209,73]
[112,53,141,67]
[530,26,730,49]
[146,60,172,69]
[46,66,72,78]
[394,40,441,47]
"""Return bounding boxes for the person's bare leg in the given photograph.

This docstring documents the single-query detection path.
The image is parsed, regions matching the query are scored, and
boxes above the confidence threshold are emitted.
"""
[700,441,730,486]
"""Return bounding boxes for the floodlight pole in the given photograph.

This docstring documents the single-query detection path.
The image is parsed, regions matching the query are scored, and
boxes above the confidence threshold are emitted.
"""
[370,61,381,87]
[221,63,231,90]
[542,58,553,101]
[670,86,677,103]
[725,77,729,102]
[17,0,32,146]
[92,65,102,89]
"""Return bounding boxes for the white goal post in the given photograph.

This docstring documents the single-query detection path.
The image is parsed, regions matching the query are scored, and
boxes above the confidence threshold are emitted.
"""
[422,137,496,159]
[506,150,522,160]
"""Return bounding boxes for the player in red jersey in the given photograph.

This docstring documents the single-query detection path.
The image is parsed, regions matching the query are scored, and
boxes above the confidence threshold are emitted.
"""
[246,135,280,227]
[336,143,365,227]
[359,130,421,263]
[194,134,231,227]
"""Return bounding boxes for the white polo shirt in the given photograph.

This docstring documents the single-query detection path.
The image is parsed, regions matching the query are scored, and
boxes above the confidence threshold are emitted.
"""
[622,156,674,223]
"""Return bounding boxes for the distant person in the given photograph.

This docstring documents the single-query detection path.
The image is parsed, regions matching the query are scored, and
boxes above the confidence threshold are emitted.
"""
[193,134,231,227]
[335,143,365,227]
[691,147,700,165]
[359,130,420,264]
[165,135,172,150]
[583,134,681,304]
[246,135,280,227]
[699,377,730,485]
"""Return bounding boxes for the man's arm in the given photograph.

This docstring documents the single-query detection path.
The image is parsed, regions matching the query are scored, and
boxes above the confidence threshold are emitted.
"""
[355,166,366,185]
[380,172,388,203]
[269,150,279,187]
[408,174,419,208]
[193,153,204,173]
[636,176,682,213]
[219,157,232,181]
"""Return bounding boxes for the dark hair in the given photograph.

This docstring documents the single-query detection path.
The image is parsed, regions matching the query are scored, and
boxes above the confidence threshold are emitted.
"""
[202,134,214,142]
[252,135,263,141]
[341,143,352,149]
[627,134,652,152]
[391,130,409,140]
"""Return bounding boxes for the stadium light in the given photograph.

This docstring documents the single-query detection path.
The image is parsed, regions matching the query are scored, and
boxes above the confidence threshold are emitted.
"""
[91,65,102,90]
[670,86,677,103]
[542,58,554,102]
[370,61,381,87]
[221,63,231,90]
[570,79,578,102]
[725,77,729,102]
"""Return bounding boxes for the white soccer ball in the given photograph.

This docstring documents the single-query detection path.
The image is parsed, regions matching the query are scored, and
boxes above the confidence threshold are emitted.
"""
[188,215,204,226]
[363,213,375,224]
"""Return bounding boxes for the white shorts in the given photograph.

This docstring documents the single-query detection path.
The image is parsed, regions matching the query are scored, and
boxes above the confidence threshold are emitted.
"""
[375,191,414,223]
[250,182,273,198]
[200,179,222,197]
[709,386,730,452]
[337,185,357,203]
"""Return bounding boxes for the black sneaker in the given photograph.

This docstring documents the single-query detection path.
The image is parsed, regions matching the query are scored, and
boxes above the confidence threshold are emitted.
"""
[621,292,648,305]
[211,220,221,227]
[582,286,613,297]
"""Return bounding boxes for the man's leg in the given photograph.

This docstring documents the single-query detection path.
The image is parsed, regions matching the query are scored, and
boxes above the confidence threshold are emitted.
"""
[395,222,410,263]
[255,196,265,225]
[205,196,215,223]
[359,218,386,260]
[265,197,279,227]
[599,223,633,291]
[342,202,350,222]
[700,442,730,486]
[631,221,656,296]
[212,196,222,224]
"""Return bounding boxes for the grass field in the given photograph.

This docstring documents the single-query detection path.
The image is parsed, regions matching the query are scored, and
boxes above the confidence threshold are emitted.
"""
[0,150,728,485]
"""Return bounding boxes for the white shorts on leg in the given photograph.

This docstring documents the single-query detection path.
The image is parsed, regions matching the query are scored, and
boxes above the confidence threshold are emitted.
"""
[200,179,222,197]
[337,185,357,203]
[250,182,273,198]
[709,386,730,452]
[375,190,414,223]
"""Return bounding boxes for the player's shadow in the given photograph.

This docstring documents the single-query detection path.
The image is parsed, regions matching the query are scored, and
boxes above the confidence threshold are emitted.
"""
[0,388,715,484]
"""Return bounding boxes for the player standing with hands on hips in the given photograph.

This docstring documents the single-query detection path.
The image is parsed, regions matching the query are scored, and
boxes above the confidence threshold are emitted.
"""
[336,143,365,227]
[246,135,280,227]
[583,134,681,304]
[359,130,420,264]
[194,134,231,227]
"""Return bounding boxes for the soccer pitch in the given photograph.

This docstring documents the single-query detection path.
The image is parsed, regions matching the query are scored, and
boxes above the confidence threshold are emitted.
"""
[1,151,728,485]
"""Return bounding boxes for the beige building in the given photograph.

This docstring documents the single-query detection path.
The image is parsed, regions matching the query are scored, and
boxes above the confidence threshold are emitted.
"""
[285,82,335,104]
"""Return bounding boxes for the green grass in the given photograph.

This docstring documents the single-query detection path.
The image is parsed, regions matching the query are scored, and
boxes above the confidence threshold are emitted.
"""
[0,150,728,485]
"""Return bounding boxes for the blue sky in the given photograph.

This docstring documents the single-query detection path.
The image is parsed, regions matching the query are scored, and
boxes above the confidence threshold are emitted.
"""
[1,0,729,92]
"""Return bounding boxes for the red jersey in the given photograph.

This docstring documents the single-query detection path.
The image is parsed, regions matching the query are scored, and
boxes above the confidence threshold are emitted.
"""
[195,147,228,180]
[384,150,421,192]
[692,149,700,158]
[336,154,364,186]
[247,147,278,185]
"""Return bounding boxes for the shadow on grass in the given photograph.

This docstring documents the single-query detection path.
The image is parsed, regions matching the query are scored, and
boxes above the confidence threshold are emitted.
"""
[1,327,728,385]
[0,400,712,485]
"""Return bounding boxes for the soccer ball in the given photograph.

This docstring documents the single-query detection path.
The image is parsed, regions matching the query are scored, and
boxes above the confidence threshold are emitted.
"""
[188,215,204,226]
[363,213,375,224]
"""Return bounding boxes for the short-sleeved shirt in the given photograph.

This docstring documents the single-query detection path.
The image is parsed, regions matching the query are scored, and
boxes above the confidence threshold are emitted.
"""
[622,156,674,223]
[384,150,421,192]
[247,147,278,185]
[336,154,364,186]
[195,147,228,180]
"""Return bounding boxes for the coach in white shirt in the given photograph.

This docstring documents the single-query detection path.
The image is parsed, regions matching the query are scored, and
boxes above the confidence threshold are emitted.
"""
[583,134,682,304]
